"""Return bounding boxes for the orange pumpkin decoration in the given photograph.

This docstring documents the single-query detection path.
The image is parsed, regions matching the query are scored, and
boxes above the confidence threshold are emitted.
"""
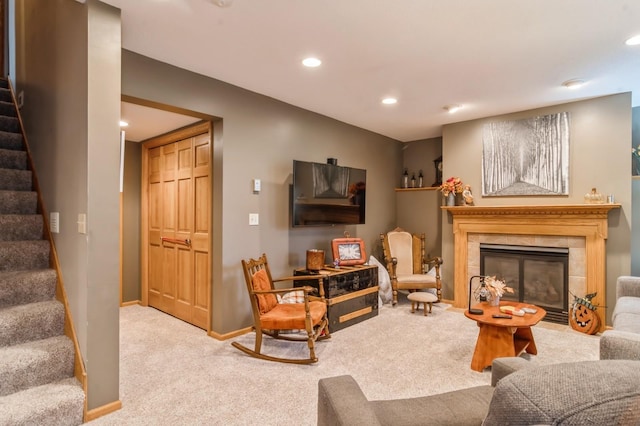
[569,293,600,335]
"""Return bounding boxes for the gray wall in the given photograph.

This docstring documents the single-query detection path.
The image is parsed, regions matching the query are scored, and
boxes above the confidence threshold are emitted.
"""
[15,0,121,410]
[632,107,640,275]
[396,137,443,258]
[121,51,402,335]
[440,93,632,323]
[122,140,141,302]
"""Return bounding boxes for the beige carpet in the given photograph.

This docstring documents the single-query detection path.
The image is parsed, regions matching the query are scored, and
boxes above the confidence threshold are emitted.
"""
[87,299,600,425]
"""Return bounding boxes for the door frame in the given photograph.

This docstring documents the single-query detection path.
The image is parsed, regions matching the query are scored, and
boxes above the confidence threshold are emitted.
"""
[140,120,213,330]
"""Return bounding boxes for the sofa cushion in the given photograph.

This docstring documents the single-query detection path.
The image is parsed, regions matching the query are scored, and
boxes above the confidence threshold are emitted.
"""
[612,296,640,328]
[483,360,640,425]
[371,385,494,426]
[614,312,640,334]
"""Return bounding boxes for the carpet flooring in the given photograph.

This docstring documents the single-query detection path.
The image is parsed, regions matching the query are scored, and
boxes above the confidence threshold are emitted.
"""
[87,299,600,425]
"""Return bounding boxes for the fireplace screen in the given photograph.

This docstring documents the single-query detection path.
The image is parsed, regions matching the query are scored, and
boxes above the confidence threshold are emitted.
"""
[480,244,569,323]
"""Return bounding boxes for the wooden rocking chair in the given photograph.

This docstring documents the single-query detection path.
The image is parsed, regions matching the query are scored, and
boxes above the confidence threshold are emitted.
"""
[231,253,331,364]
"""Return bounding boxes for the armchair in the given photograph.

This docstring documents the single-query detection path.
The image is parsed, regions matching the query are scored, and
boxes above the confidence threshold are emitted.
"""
[232,253,330,364]
[380,227,443,305]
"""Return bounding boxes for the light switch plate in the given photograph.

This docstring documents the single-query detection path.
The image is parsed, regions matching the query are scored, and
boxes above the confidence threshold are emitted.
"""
[77,213,87,234]
[249,213,259,226]
[50,212,59,233]
[252,179,261,192]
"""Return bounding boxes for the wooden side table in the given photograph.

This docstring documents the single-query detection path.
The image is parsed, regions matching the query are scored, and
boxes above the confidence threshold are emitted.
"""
[464,302,546,372]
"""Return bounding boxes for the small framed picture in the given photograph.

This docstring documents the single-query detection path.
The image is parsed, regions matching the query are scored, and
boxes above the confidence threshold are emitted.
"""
[331,237,367,266]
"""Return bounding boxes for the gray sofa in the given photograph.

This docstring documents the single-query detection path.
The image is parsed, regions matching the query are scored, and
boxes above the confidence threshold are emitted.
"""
[600,275,640,360]
[317,358,640,425]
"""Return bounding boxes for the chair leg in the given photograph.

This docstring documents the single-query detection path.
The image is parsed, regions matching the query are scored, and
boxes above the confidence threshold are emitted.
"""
[392,289,398,305]
[254,328,263,353]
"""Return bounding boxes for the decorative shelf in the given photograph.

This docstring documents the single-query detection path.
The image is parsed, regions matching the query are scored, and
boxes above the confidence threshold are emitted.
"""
[395,187,439,192]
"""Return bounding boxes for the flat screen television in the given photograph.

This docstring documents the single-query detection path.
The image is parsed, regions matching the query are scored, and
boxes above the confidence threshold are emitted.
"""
[292,160,366,227]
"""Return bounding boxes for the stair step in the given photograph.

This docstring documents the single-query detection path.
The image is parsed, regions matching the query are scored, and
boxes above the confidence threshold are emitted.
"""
[0,167,32,191]
[0,88,12,104]
[0,335,74,397]
[0,79,8,90]
[0,269,56,309]
[0,215,43,241]
[0,130,23,151]
[0,300,64,347]
[0,190,37,214]
[0,148,26,170]
[0,101,17,117]
[0,377,84,426]
[0,115,19,133]
[0,240,50,272]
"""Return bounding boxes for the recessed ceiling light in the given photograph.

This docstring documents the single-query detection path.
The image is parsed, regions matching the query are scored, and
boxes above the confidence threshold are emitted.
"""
[444,105,461,113]
[119,120,129,127]
[562,79,585,89]
[302,57,322,68]
[625,34,640,46]
[382,97,397,105]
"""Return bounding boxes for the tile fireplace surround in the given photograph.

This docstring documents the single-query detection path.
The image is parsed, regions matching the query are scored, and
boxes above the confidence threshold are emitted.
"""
[443,204,620,331]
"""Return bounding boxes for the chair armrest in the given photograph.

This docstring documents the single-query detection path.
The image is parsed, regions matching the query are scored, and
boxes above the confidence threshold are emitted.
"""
[616,276,640,299]
[253,286,314,296]
[600,330,640,360]
[317,375,382,426]
[424,256,443,267]
[490,357,531,387]
[383,257,398,280]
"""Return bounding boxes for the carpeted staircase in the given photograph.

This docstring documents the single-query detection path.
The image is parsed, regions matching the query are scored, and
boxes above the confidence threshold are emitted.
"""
[0,79,85,425]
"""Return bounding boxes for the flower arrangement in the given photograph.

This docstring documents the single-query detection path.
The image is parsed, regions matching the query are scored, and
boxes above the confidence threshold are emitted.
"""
[484,276,513,299]
[439,176,464,196]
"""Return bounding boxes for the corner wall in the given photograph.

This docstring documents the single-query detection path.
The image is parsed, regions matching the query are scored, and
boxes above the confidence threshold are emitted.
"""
[441,93,632,322]
[14,0,121,410]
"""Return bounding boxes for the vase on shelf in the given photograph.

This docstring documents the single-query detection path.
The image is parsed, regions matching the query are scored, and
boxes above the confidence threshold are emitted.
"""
[445,193,455,206]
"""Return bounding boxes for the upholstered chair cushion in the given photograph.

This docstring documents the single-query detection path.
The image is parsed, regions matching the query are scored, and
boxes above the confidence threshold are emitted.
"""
[387,231,414,275]
[252,269,278,314]
[260,302,327,330]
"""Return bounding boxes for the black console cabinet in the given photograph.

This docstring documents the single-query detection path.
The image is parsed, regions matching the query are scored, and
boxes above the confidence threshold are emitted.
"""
[294,265,378,332]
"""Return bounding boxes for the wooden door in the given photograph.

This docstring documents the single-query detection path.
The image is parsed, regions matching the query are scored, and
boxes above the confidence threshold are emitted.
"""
[143,122,211,330]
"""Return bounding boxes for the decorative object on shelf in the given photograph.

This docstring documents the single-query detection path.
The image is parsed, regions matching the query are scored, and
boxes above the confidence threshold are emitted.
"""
[445,193,454,206]
[569,292,600,334]
[306,249,325,271]
[584,187,604,204]
[440,176,464,205]
[402,168,409,188]
[410,173,416,188]
[418,170,424,188]
[462,185,474,205]
[432,156,443,187]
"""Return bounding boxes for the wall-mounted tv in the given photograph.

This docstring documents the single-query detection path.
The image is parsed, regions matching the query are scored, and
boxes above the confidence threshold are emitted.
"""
[292,160,366,227]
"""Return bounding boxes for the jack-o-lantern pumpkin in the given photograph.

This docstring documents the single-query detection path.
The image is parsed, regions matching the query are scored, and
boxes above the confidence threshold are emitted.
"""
[569,292,600,335]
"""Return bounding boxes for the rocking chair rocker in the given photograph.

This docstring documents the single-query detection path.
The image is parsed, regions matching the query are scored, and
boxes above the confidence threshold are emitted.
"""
[231,253,331,364]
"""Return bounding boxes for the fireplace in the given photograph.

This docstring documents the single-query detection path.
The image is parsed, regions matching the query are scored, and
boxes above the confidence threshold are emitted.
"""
[480,243,569,323]
[443,204,620,331]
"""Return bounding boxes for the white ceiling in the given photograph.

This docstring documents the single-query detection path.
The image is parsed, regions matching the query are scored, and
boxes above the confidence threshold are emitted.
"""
[120,102,200,142]
[105,0,640,142]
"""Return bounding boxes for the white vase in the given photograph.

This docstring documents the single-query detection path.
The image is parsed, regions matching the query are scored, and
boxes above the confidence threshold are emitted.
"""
[489,295,500,307]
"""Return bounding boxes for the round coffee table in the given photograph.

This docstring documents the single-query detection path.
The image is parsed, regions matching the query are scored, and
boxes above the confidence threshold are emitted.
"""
[464,301,546,372]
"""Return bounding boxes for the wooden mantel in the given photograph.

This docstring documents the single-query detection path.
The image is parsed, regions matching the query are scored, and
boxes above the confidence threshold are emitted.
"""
[443,204,620,330]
